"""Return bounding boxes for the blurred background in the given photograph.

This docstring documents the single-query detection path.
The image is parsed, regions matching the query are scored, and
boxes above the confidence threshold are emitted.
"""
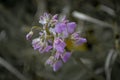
[0,0,120,80]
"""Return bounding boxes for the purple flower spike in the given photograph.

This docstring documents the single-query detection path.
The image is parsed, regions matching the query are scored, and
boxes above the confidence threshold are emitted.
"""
[61,52,71,63]
[55,23,66,33]
[26,31,33,40]
[67,22,76,34]
[54,38,66,53]
[53,60,63,71]
[26,13,87,71]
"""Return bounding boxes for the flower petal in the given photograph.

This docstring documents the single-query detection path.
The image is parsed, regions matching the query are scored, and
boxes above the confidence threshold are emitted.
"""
[41,45,53,53]
[26,31,33,40]
[46,56,54,65]
[55,23,66,33]
[61,52,71,63]
[67,22,76,34]
[53,60,63,71]
[76,38,87,45]
[54,38,66,53]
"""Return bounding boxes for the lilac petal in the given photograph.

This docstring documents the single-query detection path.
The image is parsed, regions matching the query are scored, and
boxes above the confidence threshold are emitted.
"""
[39,16,46,24]
[71,32,87,45]
[71,32,80,39]
[44,13,48,17]
[39,13,49,25]
[56,46,64,53]
[32,38,40,45]
[55,23,66,33]
[44,13,50,20]
[76,38,87,45]
[38,46,44,53]
[48,40,53,44]
[62,29,69,38]
[26,31,33,40]
[45,45,53,52]
[32,38,41,50]
[54,38,66,53]
[39,32,43,36]
[67,22,76,34]
[52,14,58,20]
[33,43,41,50]
[61,16,67,22]
[42,45,53,53]
[39,16,44,21]
[54,52,62,59]
[55,53,60,59]
[61,52,71,63]
[46,56,54,65]
[53,60,63,71]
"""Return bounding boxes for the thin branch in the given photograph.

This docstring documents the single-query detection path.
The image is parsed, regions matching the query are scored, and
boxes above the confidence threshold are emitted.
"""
[72,11,112,28]
[98,5,115,16]
[0,57,29,80]
[105,49,117,80]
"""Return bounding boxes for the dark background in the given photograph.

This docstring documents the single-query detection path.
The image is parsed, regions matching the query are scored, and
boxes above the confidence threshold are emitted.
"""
[0,0,120,80]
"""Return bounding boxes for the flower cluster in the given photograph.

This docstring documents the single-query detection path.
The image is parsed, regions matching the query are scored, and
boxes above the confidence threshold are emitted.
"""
[26,13,87,71]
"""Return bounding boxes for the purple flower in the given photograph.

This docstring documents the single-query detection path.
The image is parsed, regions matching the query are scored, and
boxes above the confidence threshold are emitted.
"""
[67,22,76,34]
[60,16,69,23]
[76,38,87,45]
[41,45,53,53]
[54,52,62,59]
[62,28,69,38]
[54,23,66,33]
[54,22,76,38]
[46,56,54,65]
[26,31,33,40]
[71,33,87,45]
[38,46,44,53]
[54,38,66,53]
[71,32,79,39]
[61,52,71,63]
[26,13,87,71]
[32,38,43,50]
[52,14,58,20]
[53,60,63,71]
[39,13,50,25]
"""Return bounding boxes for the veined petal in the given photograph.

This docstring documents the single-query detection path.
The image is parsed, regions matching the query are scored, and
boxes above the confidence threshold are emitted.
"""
[54,38,66,53]
[67,22,76,34]
[53,60,63,71]
[32,38,41,50]
[46,56,54,65]
[76,38,87,45]
[55,23,66,33]
[41,45,53,53]
[61,52,71,63]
